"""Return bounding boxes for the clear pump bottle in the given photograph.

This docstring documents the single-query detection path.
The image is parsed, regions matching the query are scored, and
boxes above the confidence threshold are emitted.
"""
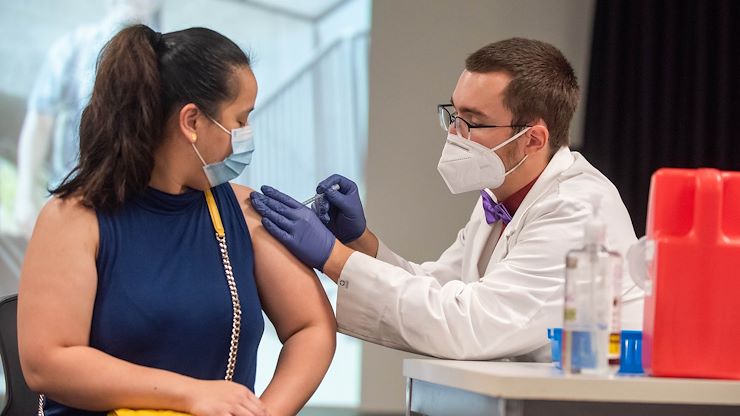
[562,195,623,375]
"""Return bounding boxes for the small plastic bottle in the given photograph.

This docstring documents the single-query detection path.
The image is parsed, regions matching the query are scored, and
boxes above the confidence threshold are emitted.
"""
[561,195,623,375]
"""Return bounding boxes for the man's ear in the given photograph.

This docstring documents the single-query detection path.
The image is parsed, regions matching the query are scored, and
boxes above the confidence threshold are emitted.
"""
[178,103,201,144]
[524,120,549,154]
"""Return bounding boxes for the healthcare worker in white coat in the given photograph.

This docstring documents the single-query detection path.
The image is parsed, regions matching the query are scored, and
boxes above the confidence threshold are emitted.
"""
[251,37,643,361]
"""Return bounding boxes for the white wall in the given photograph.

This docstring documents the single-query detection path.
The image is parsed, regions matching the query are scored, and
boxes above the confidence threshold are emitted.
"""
[360,0,595,412]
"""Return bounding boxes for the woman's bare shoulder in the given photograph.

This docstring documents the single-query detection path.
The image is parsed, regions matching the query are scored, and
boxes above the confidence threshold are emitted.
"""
[37,195,97,230]
[230,183,255,200]
[229,183,261,226]
[30,195,99,256]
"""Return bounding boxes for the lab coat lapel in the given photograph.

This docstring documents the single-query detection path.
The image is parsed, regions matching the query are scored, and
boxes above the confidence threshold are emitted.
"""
[465,192,502,281]
[485,147,576,269]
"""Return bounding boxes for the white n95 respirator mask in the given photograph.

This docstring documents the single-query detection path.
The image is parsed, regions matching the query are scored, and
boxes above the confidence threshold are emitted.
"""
[437,127,530,194]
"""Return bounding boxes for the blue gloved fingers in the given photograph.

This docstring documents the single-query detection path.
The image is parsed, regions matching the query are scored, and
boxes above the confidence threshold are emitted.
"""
[249,192,269,215]
[322,185,357,212]
[249,191,272,210]
[309,203,327,223]
[315,203,331,224]
[316,174,358,211]
[314,174,366,244]
[265,207,335,271]
[310,195,326,211]
[251,197,295,230]
[317,198,334,225]
[316,174,343,194]
[250,191,278,215]
[253,190,337,271]
[260,185,303,209]
[311,197,330,216]
[261,217,293,244]
[317,174,356,194]
[252,190,302,220]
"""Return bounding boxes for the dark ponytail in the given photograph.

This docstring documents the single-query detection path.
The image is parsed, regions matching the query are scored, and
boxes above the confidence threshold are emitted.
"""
[51,24,250,211]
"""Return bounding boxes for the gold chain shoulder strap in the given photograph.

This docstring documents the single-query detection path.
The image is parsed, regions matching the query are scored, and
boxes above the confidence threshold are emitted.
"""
[37,189,242,415]
[204,188,242,381]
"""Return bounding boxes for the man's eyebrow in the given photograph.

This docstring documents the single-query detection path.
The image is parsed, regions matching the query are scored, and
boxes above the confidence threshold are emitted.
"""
[451,97,487,119]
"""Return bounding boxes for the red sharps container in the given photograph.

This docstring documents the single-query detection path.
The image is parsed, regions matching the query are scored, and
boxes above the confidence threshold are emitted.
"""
[642,168,740,379]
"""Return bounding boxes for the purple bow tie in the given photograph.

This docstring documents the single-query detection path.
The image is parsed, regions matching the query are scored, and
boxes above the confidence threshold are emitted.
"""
[480,190,512,225]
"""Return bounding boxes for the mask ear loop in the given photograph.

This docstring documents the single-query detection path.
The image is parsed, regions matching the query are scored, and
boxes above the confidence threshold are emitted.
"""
[504,154,528,176]
[496,126,532,176]
[491,126,532,152]
[208,116,232,136]
[190,132,208,166]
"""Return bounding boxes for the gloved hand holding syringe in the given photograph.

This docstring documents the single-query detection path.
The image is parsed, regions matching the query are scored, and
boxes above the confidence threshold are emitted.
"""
[302,184,340,206]
[250,175,368,270]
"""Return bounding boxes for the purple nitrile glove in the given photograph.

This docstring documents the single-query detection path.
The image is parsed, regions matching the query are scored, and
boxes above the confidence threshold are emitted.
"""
[312,174,367,244]
[250,185,336,271]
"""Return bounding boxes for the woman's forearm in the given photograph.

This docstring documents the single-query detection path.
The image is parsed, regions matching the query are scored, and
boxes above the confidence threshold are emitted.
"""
[26,345,198,412]
[259,324,336,415]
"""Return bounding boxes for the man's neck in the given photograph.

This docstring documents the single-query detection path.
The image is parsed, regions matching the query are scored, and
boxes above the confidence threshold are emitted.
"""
[492,163,546,201]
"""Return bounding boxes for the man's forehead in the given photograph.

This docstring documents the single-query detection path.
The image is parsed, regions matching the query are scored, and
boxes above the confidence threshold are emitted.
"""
[455,70,510,97]
[452,70,511,116]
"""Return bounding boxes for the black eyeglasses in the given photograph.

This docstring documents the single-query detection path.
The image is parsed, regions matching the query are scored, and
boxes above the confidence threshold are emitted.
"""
[437,104,530,140]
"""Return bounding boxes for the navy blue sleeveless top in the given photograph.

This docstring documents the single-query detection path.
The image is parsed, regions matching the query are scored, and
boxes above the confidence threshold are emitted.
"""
[45,183,264,415]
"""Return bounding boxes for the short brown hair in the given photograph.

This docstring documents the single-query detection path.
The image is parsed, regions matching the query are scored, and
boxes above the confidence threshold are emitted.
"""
[466,38,579,153]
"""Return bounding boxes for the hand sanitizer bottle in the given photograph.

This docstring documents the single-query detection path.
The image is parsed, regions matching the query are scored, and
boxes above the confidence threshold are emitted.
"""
[562,195,623,375]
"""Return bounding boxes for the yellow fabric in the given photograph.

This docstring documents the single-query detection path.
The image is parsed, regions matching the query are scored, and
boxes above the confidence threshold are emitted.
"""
[108,410,190,416]
[204,188,225,237]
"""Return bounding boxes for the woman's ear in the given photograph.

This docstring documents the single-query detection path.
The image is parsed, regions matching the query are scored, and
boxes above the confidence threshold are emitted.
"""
[178,103,200,144]
[524,121,549,155]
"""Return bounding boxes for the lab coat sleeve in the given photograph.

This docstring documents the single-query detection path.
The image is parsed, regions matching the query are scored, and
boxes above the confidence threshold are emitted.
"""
[374,228,465,286]
[336,198,592,360]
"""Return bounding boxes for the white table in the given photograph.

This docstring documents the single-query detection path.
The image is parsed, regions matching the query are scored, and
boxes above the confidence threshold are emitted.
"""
[404,359,740,416]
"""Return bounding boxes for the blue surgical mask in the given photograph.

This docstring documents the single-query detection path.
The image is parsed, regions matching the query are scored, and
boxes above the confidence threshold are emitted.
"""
[192,119,255,187]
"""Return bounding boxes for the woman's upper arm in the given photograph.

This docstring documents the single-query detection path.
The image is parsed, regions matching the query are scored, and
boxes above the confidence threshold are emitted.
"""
[232,185,336,343]
[17,197,99,369]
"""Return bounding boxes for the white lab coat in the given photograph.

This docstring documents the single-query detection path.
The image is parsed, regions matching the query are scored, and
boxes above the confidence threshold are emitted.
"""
[335,147,644,361]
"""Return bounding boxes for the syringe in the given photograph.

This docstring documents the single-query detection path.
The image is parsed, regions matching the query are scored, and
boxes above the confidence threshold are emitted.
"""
[302,184,340,206]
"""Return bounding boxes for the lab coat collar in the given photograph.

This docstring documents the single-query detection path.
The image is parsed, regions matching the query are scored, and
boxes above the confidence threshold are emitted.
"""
[477,147,575,276]
[503,146,575,235]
